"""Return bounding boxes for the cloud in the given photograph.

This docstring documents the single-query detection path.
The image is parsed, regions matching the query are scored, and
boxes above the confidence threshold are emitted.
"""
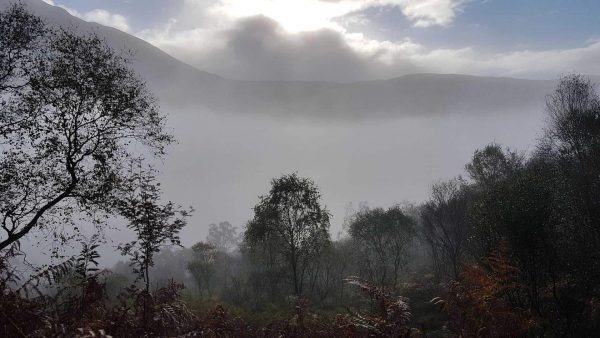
[48,2,131,32]
[179,0,465,33]
[45,0,600,82]
[140,15,422,82]
[465,42,600,78]
[319,0,468,27]
[140,8,600,82]
[79,9,131,32]
[399,0,467,27]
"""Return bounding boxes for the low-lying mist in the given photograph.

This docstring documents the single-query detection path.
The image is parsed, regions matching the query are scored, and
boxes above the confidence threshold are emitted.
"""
[161,104,545,247]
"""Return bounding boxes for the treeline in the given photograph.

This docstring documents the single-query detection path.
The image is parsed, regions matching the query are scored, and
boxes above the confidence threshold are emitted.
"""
[106,74,600,337]
[115,75,599,336]
[1,2,600,337]
[420,74,600,336]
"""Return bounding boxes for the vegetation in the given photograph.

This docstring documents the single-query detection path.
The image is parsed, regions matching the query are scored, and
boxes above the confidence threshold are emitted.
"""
[348,206,415,290]
[1,3,600,337]
[245,173,331,297]
[0,3,172,252]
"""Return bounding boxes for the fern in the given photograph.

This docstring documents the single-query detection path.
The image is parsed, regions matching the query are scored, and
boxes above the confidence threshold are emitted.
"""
[342,276,412,337]
[74,328,113,338]
[17,258,75,298]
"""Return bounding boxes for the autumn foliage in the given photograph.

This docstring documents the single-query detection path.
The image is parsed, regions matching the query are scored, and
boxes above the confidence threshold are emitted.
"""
[432,243,538,337]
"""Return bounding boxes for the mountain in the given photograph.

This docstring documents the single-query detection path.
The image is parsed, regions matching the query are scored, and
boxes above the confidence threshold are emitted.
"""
[3,0,556,121]
[188,74,554,120]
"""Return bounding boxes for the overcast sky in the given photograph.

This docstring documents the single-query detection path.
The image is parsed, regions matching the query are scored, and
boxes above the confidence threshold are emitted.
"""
[42,0,600,82]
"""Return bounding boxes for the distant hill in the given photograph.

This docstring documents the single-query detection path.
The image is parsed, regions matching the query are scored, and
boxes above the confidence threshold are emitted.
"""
[2,0,559,121]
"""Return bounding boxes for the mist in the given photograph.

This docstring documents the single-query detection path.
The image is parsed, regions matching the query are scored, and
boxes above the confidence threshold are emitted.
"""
[161,105,544,246]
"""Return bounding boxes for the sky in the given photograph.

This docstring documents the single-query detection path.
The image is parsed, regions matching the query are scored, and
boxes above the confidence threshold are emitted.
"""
[42,0,600,82]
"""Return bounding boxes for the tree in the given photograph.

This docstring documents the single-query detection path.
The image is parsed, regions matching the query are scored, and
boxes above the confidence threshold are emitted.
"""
[537,75,600,334]
[0,6,172,251]
[468,155,556,313]
[544,74,600,246]
[207,221,240,253]
[348,206,416,290]
[0,3,45,92]
[465,143,525,256]
[465,143,522,189]
[421,178,471,279]
[117,163,192,295]
[116,162,192,330]
[244,173,331,296]
[188,241,218,297]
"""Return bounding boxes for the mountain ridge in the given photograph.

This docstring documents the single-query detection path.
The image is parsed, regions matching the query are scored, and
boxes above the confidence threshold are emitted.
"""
[2,0,563,120]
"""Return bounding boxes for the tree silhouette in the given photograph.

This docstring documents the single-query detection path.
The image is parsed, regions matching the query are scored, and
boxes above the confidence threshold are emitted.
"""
[245,173,330,295]
[0,6,172,251]
[348,206,416,290]
[117,162,192,294]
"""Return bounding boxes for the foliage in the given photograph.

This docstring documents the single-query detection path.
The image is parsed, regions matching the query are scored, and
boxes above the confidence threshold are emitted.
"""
[207,221,241,253]
[465,143,523,189]
[0,2,45,92]
[348,206,416,290]
[108,280,199,336]
[117,161,192,293]
[245,173,331,296]
[421,178,472,279]
[338,276,414,337]
[0,2,173,251]
[188,241,218,297]
[432,243,538,337]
